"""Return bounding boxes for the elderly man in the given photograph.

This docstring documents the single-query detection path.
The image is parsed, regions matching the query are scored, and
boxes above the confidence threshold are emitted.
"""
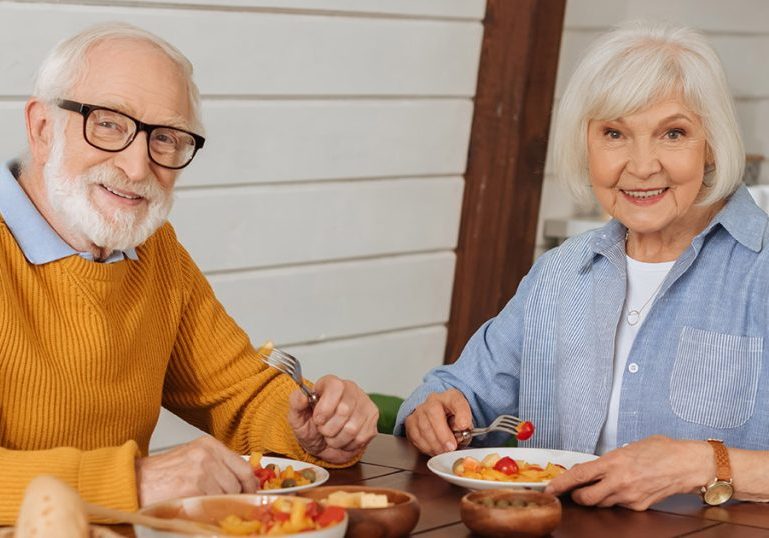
[0,23,378,522]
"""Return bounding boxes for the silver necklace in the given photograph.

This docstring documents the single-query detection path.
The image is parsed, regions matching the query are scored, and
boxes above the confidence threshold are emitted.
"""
[626,281,664,326]
[625,230,664,326]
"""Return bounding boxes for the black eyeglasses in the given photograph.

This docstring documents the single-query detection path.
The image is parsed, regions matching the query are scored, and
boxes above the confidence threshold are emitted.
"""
[57,99,205,170]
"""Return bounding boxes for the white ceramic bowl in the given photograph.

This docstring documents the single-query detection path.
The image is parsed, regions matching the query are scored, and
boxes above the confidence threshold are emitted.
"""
[134,494,347,538]
[428,447,597,491]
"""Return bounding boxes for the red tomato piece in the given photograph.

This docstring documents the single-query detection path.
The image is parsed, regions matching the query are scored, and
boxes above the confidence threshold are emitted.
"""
[305,501,321,520]
[272,510,290,522]
[316,506,346,527]
[493,456,519,475]
[253,467,276,488]
[516,421,535,441]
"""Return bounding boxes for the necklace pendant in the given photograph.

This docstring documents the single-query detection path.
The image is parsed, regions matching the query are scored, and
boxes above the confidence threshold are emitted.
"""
[627,310,641,326]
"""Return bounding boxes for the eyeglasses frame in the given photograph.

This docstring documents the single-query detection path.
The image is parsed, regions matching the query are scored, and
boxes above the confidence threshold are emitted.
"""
[56,99,205,170]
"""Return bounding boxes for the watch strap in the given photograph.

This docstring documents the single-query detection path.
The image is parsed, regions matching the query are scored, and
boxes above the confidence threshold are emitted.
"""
[707,439,732,482]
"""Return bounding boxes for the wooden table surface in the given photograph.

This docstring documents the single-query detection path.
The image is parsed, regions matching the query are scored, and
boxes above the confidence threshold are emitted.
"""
[112,434,769,537]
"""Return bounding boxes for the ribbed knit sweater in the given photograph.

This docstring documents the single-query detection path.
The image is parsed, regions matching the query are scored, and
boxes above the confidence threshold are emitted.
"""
[0,218,329,524]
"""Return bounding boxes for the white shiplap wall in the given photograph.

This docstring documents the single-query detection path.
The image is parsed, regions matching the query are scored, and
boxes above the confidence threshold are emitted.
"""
[0,0,485,449]
[537,0,769,254]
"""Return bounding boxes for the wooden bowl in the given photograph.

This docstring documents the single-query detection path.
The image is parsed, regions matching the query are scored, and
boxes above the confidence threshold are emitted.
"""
[460,489,561,537]
[298,485,420,538]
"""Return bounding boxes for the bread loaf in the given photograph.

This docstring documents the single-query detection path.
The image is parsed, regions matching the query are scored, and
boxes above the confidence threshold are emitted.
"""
[15,476,89,538]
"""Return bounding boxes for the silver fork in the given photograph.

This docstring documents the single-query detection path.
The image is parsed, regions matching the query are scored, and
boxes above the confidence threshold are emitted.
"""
[453,414,523,445]
[258,346,320,407]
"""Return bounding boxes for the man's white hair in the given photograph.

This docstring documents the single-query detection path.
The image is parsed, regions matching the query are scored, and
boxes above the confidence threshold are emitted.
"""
[553,20,744,207]
[32,21,203,133]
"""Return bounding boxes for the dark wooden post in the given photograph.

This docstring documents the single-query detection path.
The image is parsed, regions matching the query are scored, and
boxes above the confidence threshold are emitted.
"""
[444,0,566,363]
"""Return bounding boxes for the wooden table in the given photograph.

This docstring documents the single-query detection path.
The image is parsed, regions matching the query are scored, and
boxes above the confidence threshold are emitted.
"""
[114,434,769,537]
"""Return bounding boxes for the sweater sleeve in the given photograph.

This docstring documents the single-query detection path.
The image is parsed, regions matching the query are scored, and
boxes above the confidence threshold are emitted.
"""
[0,441,140,524]
[161,240,359,468]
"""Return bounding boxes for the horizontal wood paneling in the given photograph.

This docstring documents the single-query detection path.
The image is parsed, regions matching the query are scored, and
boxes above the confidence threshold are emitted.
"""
[566,0,769,34]
[129,0,486,18]
[287,326,446,398]
[0,4,483,97]
[171,177,464,272]
[149,324,447,450]
[0,99,474,185]
[208,252,456,345]
[190,100,473,184]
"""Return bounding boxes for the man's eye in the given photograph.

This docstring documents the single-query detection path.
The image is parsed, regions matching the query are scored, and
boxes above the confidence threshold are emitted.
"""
[98,121,122,130]
[153,132,178,146]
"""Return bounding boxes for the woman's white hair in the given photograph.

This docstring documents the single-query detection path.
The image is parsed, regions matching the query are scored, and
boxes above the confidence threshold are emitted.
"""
[553,20,743,206]
[32,22,203,133]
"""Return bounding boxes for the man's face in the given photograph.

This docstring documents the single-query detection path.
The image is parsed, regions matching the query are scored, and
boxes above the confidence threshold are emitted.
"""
[44,39,194,252]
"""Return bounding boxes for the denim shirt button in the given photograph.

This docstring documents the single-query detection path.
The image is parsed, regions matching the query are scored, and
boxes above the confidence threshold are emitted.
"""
[628,362,639,373]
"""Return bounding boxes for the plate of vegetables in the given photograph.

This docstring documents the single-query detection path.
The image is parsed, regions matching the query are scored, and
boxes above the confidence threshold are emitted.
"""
[136,494,346,537]
[246,452,329,494]
[427,448,597,491]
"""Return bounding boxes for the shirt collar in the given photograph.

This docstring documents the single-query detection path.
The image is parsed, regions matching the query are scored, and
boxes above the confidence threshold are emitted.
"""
[581,185,768,270]
[0,160,138,265]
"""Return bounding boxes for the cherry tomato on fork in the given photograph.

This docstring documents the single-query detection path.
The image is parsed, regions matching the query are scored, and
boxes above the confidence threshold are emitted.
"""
[516,421,535,441]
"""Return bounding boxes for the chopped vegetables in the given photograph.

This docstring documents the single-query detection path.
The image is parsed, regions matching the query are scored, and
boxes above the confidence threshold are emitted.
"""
[249,452,317,490]
[452,452,566,483]
[218,497,344,535]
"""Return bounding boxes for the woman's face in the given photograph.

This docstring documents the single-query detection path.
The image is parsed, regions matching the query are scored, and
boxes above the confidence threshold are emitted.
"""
[587,98,710,236]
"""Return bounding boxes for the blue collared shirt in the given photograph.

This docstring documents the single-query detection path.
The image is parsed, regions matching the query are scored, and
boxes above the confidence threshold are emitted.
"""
[0,161,137,264]
[396,186,769,453]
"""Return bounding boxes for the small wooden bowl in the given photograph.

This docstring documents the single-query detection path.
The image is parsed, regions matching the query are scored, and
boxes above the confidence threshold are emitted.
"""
[460,489,561,537]
[298,485,420,538]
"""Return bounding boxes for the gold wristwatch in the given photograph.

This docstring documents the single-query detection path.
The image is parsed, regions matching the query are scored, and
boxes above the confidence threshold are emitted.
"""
[701,439,734,506]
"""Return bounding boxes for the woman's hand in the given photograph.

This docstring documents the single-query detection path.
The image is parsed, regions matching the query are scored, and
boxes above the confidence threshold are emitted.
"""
[545,435,713,510]
[404,388,473,456]
[288,375,379,465]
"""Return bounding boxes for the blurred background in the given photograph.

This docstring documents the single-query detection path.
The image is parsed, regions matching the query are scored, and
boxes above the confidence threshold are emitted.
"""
[0,0,765,449]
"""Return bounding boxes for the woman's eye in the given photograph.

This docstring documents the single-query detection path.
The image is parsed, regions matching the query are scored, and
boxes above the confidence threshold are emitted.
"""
[665,128,686,140]
[604,128,621,139]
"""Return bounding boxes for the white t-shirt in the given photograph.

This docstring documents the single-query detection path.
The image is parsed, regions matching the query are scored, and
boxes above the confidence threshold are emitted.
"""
[596,255,674,455]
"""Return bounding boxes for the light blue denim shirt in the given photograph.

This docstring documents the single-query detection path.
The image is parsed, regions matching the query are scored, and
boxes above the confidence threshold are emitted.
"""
[0,160,138,264]
[396,185,769,454]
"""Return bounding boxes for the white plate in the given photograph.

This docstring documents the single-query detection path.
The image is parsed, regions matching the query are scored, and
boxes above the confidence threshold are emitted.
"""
[427,447,598,491]
[243,455,329,494]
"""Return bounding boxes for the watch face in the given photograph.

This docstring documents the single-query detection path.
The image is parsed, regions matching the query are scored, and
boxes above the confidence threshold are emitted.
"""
[704,481,734,505]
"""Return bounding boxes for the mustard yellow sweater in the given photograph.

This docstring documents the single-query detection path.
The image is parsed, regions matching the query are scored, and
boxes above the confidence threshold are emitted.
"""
[0,219,330,524]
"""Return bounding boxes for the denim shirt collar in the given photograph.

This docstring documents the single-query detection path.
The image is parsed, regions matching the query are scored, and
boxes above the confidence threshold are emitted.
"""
[581,185,768,272]
[0,160,138,265]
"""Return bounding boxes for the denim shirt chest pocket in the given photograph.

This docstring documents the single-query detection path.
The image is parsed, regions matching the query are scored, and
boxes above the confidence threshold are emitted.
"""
[670,327,763,428]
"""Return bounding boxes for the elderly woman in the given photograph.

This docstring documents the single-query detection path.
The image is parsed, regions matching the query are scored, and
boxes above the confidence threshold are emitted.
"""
[394,21,769,510]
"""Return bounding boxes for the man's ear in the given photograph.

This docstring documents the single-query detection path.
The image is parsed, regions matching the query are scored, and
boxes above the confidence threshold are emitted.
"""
[25,98,55,164]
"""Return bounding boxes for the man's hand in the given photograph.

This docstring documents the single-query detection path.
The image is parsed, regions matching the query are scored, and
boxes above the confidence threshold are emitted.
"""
[544,435,713,510]
[288,375,378,464]
[135,436,258,506]
[404,388,473,456]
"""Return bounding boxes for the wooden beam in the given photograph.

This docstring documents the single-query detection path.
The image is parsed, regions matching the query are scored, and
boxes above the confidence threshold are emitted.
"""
[444,0,566,363]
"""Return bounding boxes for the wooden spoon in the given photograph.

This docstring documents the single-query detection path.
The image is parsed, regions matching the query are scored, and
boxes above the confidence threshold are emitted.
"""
[84,502,223,536]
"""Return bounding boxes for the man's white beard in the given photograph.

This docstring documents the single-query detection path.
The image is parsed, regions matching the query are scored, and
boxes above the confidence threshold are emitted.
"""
[43,132,174,253]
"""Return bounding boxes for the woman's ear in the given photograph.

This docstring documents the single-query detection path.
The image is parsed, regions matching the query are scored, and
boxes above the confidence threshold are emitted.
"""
[25,98,55,165]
